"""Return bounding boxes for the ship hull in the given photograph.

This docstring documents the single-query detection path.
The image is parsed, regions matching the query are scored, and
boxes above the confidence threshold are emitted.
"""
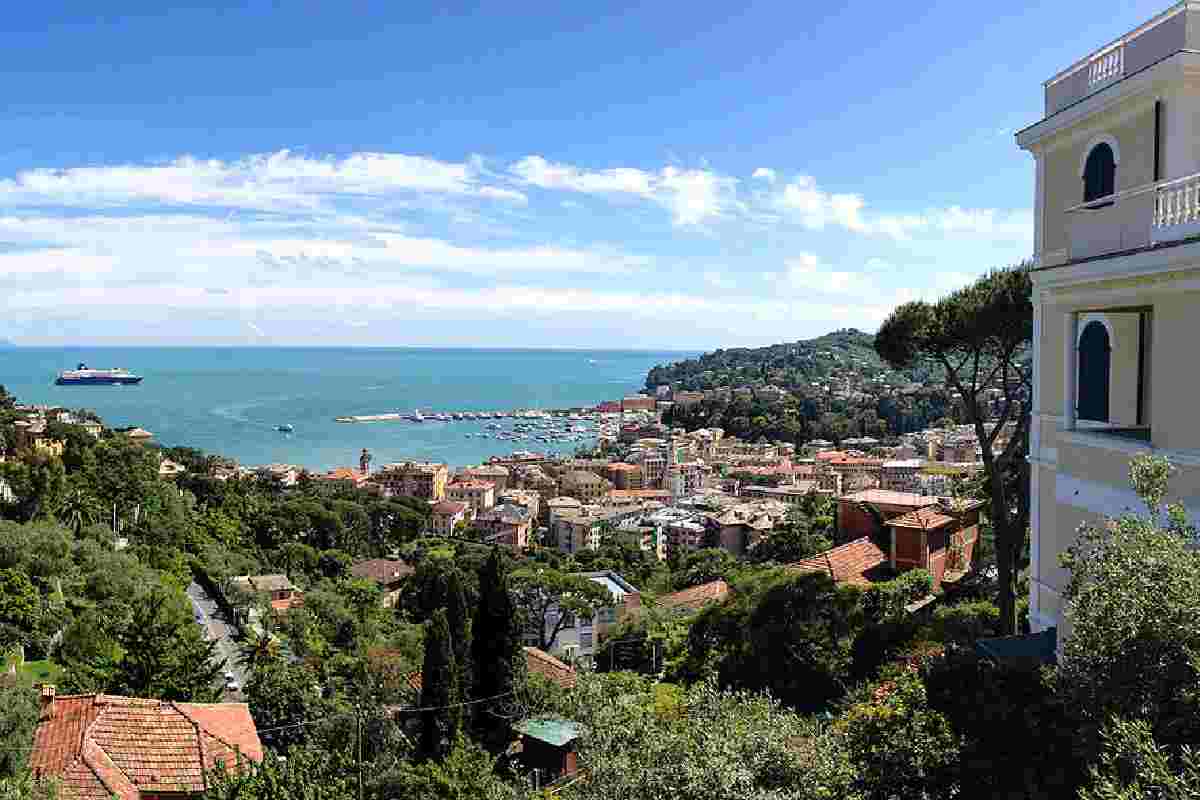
[56,376,143,386]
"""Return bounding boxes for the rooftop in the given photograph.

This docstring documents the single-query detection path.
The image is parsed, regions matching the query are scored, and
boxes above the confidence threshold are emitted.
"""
[841,489,940,508]
[30,694,262,800]
[787,537,891,588]
[657,579,730,612]
[888,507,957,530]
[431,500,468,514]
[523,647,578,689]
[515,717,584,748]
[350,558,414,584]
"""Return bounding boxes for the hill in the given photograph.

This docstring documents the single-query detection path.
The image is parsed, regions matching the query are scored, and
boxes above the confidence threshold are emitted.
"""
[645,329,941,394]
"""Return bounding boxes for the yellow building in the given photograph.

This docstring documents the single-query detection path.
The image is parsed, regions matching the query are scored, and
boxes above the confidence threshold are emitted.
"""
[375,461,449,501]
[1017,3,1200,640]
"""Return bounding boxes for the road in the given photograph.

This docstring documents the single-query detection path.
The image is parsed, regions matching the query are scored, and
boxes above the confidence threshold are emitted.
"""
[187,581,247,698]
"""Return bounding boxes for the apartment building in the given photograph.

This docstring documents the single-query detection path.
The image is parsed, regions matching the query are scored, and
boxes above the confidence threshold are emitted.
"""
[559,470,613,503]
[1015,2,1200,638]
[375,461,449,501]
[446,479,496,513]
[603,462,644,490]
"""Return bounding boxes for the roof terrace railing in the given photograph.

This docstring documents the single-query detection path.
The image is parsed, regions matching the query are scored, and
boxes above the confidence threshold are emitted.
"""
[1044,1,1187,90]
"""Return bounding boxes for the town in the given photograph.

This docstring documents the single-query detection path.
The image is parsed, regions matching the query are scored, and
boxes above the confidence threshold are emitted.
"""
[4,3,1200,799]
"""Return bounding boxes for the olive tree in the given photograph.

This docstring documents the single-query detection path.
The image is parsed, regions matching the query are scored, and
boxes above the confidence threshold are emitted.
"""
[875,266,1032,634]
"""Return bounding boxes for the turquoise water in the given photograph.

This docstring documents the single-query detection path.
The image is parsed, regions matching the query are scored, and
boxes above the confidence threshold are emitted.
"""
[0,348,690,470]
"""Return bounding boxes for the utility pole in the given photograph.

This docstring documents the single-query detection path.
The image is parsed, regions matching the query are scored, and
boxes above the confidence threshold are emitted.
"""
[356,704,364,800]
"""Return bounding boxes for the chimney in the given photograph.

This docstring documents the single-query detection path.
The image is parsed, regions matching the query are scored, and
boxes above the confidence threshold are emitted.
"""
[39,684,55,711]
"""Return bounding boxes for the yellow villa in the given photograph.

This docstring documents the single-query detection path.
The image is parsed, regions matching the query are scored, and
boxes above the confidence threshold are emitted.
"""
[1017,2,1200,640]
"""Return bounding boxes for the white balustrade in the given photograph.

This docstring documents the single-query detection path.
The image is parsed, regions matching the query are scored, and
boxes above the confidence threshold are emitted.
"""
[1154,175,1200,229]
[1088,47,1124,87]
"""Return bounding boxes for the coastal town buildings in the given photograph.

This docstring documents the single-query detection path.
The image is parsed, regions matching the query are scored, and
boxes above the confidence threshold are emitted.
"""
[603,462,644,489]
[460,464,510,491]
[446,479,496,513]
[430,500,470,536]
[558,470,613,503]
[497,488,541,524]
[374,461,449,501]
[1015,2,1200,640]
[474,503,533,549]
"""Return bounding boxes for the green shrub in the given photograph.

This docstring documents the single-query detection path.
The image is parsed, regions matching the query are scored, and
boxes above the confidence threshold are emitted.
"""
[932,600,999,645]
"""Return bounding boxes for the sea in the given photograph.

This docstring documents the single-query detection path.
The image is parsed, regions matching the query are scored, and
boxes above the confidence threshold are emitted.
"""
[0,347,693,471]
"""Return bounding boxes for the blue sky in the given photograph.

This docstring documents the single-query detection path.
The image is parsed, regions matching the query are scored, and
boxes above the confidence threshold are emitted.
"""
[0,0,1170,348]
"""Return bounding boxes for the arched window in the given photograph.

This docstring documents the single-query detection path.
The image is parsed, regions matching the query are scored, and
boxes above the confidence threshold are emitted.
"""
[1083,142,1116,204]
[1078,320,1111,422]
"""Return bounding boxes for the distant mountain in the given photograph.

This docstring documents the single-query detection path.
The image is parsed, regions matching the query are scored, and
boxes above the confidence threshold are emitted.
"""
[645,328,942,393]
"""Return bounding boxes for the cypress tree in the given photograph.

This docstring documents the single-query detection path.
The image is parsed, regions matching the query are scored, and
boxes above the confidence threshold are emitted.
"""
[472,548,523,713]
[420,608,459,760]
[444,568,473,700]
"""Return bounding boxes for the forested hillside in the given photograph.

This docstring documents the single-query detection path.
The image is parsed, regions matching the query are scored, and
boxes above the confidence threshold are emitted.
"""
[646,330,953,443]
[645,329,942,393]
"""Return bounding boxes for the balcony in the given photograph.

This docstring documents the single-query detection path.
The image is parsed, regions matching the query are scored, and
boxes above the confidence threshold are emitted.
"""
[1065,170,1200,260]
[1043,3,1189,117]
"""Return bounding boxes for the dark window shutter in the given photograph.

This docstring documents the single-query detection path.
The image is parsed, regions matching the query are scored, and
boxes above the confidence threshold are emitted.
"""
[1084,143,1116,203]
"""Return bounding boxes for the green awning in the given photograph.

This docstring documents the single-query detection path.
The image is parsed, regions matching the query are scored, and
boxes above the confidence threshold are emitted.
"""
[516,717,584,747]
[975,628,1057,667]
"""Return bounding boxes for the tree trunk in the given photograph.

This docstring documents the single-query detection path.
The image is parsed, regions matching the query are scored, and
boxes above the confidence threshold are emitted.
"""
[990,467,1020,636]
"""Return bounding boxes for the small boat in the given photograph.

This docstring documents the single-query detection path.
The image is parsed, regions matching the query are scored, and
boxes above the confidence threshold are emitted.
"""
[275,424,294,433]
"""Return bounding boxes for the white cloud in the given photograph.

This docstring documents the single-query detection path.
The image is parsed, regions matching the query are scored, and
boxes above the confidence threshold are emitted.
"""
[509,155,736,226]
[751,167,777,182]
[771,175,1030,243]
[0,150,526,212]
[781,253,873,295]
[509,156,654,196]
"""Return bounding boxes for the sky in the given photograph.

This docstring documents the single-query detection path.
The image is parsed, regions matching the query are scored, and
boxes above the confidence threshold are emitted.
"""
[0,0,1171,349]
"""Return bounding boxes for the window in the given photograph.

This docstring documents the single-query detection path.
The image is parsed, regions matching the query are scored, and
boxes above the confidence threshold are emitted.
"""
[1069,310,1152,441]
[1083,142,1116,204]
[1077,321,1111,422]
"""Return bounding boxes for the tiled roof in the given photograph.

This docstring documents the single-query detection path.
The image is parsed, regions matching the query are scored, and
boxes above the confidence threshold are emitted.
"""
[888,507,955,530]
[657,579,729,612]
[787,537,890,588]
[840,490,939,508]
[30,694,262,800]
[523,647,578,689]
[350,558,414,584]
[449,480,495,490]
[408,647,577,694]
[431,500,468,514]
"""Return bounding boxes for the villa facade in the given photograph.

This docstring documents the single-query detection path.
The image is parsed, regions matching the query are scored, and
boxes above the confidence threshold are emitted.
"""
[1017,1,1200,638]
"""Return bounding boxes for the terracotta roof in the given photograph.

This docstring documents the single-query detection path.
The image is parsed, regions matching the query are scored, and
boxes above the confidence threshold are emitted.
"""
[657,579,729,612]
[523,647,578,689]
[788,537,890,587]
[408,647,577,694]
[322,467,364,482]
[449,480,495,490]
[30,694,262,800]
[350,558,414,584]
[431,500,468,514]
[888,507,955,530]
[814,451,849,461]
[840,490,939,508]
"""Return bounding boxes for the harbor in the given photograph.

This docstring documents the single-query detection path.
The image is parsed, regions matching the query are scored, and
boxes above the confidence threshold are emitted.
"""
[334,407,612,448]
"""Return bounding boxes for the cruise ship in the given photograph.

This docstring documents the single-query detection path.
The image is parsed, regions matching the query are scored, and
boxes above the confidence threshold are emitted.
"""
[55,363,143,386]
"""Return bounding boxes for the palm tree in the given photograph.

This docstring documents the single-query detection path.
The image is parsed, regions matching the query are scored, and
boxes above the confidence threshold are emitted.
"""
[57,487,100,535]
[238,627,281,672]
